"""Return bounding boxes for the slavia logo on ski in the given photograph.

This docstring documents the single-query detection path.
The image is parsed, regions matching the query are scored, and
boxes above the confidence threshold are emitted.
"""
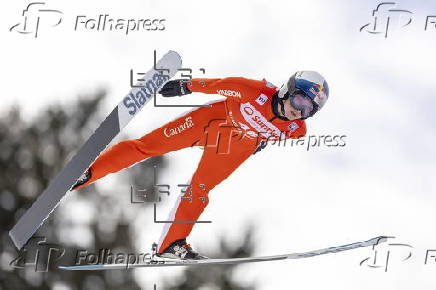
[123,73,170,116]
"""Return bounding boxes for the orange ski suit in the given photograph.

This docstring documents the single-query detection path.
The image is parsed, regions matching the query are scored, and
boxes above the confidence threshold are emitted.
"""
[74,77,307,253]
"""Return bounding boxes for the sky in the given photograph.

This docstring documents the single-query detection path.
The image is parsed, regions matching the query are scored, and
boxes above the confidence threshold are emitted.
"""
[2,0,436,289]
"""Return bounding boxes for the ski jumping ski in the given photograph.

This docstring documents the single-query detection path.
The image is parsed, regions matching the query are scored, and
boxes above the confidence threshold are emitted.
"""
[9,50,183,250]
[59,236,389,270]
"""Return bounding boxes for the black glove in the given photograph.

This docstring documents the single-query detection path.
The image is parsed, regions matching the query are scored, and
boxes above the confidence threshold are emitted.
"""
[158,79,192,97]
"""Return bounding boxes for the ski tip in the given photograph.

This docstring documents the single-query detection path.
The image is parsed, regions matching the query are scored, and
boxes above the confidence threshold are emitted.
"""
[165,50,182,65]
[369,235,394,245]
[167,50,180,57]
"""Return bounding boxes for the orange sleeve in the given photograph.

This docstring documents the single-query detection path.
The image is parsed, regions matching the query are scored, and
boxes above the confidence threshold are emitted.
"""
[186,77,264,102]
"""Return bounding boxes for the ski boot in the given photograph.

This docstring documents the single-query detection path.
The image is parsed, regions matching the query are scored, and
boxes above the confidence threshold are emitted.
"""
[157,239,208,260]
[71,168,92,190]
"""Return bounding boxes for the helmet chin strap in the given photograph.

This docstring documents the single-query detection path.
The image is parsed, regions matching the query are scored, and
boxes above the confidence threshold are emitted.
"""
[271,92,290,121]
[278,99,288,119]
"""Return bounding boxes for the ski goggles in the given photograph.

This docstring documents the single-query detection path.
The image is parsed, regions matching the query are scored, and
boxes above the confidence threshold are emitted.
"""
[287,90,315,119]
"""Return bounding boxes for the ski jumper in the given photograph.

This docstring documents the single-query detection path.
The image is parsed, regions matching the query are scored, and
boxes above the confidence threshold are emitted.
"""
[74,77,307,253]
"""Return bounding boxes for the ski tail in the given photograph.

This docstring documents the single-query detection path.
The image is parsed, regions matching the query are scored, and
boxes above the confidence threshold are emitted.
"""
[9,50,182,250]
